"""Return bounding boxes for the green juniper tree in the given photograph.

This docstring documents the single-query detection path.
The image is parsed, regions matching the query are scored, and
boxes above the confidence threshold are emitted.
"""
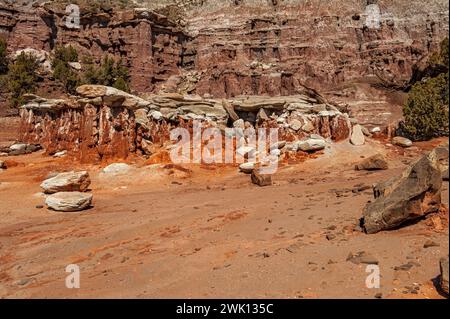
[402,38,449,140]
[0,37,8,75]
[7,52,40,107]
[52,45,80,94]
[82,55,130,92]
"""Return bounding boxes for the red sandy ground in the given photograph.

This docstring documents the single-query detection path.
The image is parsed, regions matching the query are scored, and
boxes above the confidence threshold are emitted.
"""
[0,118,448,299]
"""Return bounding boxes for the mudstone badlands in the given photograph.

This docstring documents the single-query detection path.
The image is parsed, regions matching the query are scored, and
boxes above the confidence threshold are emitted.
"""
[0,0,449,298]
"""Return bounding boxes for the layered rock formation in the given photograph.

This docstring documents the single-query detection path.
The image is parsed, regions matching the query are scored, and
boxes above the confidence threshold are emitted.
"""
[18,85,352,162]
[0,2,186,92]
[1,0,448,128]
[186,0,449,96]
[2,1,448,95]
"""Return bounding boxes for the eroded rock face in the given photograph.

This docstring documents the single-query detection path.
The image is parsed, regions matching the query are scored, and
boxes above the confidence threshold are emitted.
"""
[186,1,449,98]
[0,4,185,93]
[1,1,448,100]
[18,85,352,161]
[2,1,448,131]
[361,148,443,234]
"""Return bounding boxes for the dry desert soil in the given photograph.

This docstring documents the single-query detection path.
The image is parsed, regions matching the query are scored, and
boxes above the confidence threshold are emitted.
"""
[0,117,448,299]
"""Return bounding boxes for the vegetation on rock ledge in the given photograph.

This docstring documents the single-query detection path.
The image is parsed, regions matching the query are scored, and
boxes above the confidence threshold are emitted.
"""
[6,52,40,108]
[52,46,80,94]
[0,37,8,75]
[83,56,130,92]
[401,38,449,141]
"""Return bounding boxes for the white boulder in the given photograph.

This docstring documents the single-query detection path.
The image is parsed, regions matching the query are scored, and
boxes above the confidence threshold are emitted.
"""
[45,192,93,212]
[297,139,326,152]
[392,136,413,148]
[40,171,91,194]
[102,163,132,175]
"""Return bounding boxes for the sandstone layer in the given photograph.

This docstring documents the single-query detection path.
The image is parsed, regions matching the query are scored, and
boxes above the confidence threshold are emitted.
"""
[18,85,352,162]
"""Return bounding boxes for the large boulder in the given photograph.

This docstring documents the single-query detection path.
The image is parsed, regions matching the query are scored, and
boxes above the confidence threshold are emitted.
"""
[45,192,93,212]
[440,256,449,295]
[40,171,91,194]
[361,148,442,234]
[355,154,389,171]
[350,124,365,146]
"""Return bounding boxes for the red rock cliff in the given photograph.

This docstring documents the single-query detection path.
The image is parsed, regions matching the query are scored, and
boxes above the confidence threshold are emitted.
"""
[1,1,448,98]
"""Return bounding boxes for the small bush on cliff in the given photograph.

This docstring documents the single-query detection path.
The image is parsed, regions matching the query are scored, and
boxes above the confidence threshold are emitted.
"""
[52,46,80,94]
[430,38,449,68]
[402,38,449,140]
[7,52,40,107]
[83,56,130,92]
[0,38,8,75]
